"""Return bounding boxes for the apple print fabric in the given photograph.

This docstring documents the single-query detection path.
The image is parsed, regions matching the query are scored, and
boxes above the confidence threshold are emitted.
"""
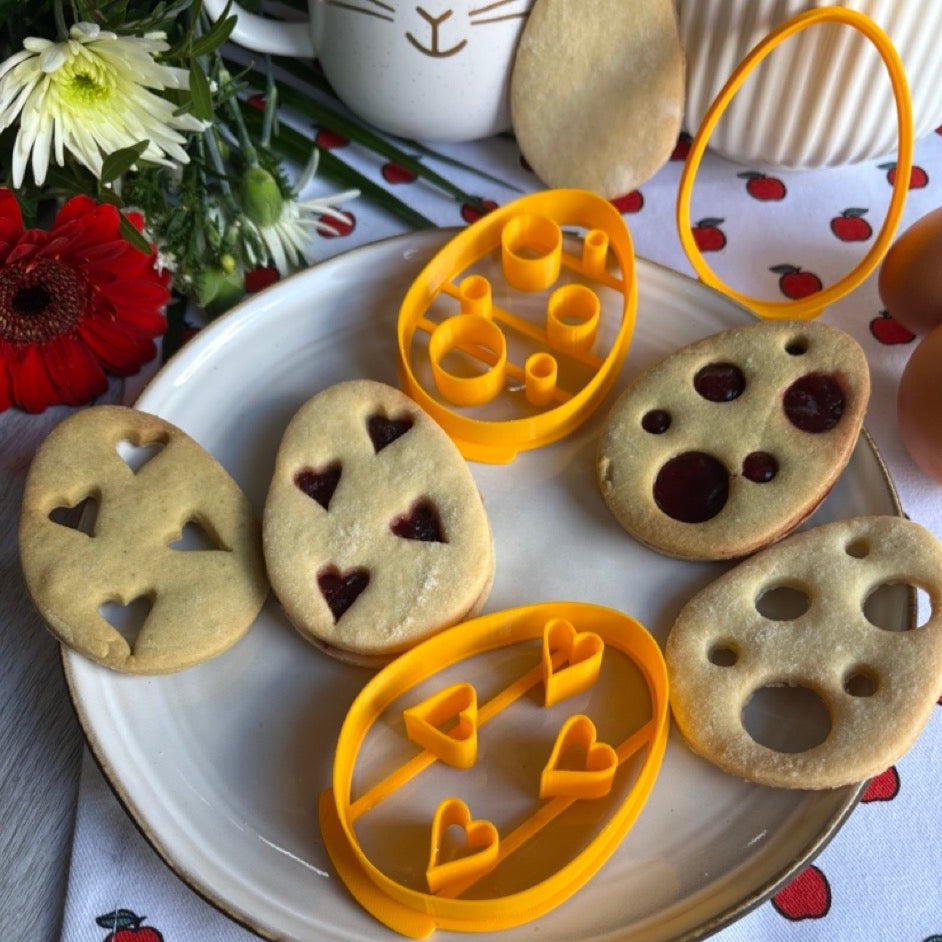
[60,109,942,941]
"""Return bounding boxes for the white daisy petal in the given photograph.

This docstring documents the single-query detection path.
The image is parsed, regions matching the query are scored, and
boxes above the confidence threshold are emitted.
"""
[0,26,208,185]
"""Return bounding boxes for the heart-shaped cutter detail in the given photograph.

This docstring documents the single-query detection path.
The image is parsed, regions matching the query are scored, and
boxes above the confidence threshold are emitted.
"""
[426,797,500,895]
[403,682,478,769]
[542,617,604,707]
[540,714,618,800]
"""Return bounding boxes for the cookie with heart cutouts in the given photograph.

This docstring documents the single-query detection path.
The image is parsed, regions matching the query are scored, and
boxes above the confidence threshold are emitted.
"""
[597,320,870,560]
[262,380,494,665]
[665,516,942,789]
[18,406,268,674]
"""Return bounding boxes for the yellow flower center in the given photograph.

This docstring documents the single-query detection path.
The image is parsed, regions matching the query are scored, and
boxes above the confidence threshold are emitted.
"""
[55,54,114,105]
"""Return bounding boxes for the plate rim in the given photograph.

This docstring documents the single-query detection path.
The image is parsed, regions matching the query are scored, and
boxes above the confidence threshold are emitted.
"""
[61,228,902,942]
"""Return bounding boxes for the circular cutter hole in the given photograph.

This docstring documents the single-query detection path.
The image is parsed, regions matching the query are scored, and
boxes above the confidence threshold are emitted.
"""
[708,643,739,667]
[844,668,879,698]
[783,372,845,432]
[845,537,870,558]
[693,362,745,402]
[742,451,778,482]
[755,584,811,620]
[653,451,729,523]
[742,684,831,753]
[864,581,932,631]
[784,335,809,356]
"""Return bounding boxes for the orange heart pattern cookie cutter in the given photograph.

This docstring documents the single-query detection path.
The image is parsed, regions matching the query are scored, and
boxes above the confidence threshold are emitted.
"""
[319,601,669,937]
[396,190,637,463]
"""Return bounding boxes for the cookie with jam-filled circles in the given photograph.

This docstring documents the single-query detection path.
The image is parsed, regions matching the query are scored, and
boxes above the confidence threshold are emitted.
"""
[263,380,494,665]
[597,320,870,561]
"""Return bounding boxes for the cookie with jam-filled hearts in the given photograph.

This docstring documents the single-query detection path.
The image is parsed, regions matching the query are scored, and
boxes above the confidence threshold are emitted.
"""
[263,380,494,665]
[597,320,870,560]
[19,406,268,674]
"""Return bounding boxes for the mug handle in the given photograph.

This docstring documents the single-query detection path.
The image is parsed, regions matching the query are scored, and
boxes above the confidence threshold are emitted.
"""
[202,0,316,57]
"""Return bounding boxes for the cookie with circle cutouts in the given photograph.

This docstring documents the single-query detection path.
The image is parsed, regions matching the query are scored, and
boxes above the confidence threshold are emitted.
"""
[665,516,942,789]
[262,380,494,665]
[597,320,870,560]
[18,406,268,674]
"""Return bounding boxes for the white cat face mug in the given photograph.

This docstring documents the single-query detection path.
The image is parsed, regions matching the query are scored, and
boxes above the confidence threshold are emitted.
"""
[203,0,534,142]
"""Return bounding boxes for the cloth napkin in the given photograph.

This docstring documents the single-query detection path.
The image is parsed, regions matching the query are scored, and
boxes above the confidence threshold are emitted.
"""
[60,108,942,942]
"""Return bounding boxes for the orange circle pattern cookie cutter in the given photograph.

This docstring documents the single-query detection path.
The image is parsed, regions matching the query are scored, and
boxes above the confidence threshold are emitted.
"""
[397,190,637,463]
[319,601,669,937]
[676,6,914,321]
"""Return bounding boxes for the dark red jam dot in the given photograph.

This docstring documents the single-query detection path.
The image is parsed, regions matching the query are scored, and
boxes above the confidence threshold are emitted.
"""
[391,499,445,542]
[367,413,413,452]
[693,362,745,402]
[742,451,778,482]
[783,372,845,433]
[653,451,729,523]
[318,566,370,621]
[294,462,341,510]
[642,409,671,434]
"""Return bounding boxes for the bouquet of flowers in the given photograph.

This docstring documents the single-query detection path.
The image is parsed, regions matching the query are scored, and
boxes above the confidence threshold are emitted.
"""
[0,0,361,413]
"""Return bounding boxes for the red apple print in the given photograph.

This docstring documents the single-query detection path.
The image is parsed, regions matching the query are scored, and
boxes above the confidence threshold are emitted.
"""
[879,161,929,189]
[738,171,787,201]
[315,128,349,149]
[692,217,726,252]
[244,266,279,293]
[670,131,692,161]
[319,210,356,238]
[96,909,164,942]
[461,198,498,224]
[247,93,266,112]
[771,865,831,921]
[830,207,872,242]
[862,765,900,802]
[381,161,418,184]
[610,190,644,214]
[771,263,823,300]
[869,310,916,345]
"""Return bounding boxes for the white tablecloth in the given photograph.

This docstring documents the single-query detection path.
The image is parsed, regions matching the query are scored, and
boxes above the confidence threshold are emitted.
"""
[58,116,942,941]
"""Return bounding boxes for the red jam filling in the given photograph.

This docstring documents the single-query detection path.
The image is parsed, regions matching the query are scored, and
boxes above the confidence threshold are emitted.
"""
[368,413,414,452]
[642,409,671,434]
[742,451,778,483]
[653,451,729,523]
[694,362,746,402]
[318,565,370,621]
[783,372,845,432]
[391,499,445,542]
[294,463,342,510]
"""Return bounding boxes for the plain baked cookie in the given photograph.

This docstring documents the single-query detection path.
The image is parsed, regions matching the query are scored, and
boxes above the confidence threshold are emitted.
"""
[510,0,685,197]
[665,516,942,789]
[19,406,268,673]
[262,380,494,664]
[597,320,870,560]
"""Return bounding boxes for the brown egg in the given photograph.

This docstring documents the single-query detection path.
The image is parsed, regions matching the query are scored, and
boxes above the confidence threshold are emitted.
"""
[898,323,942,482]
[878,205,942,335]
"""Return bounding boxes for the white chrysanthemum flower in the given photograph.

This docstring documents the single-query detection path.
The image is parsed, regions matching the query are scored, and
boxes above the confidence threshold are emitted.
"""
[239,164,357,274]
[0,22,207,187]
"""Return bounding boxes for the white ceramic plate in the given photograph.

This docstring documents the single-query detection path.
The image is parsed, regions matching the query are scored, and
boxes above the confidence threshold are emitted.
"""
[65,229,900,942]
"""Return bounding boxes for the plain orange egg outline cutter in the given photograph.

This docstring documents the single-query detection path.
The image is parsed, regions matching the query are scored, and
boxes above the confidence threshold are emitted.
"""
[319,601,670,938]
[396,189,637,463]
[676,5,914,321]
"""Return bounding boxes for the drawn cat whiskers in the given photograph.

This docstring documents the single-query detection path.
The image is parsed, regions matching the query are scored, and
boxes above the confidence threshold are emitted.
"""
[325,0,395,23]
[469,0,532,26]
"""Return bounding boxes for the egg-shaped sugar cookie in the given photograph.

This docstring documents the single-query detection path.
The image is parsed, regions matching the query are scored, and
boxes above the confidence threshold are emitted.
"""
[19,406,268,674]
[597,320,870,560]
[665,516,942,789]
[262,380,494,664]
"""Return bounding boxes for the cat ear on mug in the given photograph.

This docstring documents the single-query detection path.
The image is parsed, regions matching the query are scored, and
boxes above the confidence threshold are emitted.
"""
[510,0,685,198]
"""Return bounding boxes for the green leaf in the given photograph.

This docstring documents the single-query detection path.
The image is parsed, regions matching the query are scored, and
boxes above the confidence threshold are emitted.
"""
[99,141,149,183]
[119,215,153,254]
[188,61,214,121]
[190,14,237,57]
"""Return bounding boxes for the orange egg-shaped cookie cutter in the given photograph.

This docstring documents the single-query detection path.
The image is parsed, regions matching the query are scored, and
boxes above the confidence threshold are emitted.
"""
[319,601,669,937]
[676,6,913,321]
[397,190,637,463]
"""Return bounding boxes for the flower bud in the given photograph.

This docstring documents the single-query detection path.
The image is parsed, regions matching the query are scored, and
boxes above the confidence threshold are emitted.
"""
[240,166,283,228]
[197,266,244,316]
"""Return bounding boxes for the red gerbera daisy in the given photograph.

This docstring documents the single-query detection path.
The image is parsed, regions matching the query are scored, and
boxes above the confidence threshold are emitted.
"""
[0,187,170,413]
